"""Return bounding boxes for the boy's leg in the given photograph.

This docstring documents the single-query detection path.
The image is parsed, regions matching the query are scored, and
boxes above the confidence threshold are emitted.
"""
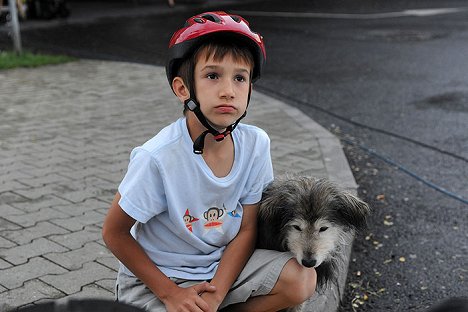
[220,250,316,312]
[116,270,167,312]
[223,258,316,312]
[116,269,206,312]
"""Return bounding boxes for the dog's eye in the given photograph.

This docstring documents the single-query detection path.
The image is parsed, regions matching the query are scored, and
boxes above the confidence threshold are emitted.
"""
[293,225,302,231]
[319,227,329,232]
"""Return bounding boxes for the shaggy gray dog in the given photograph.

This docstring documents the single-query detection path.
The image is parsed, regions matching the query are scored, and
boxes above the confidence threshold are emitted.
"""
[257,176,371,311]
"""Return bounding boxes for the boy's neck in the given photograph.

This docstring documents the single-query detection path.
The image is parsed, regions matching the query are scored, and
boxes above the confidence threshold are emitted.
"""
[186,116,235,177]
[202,135,235,178]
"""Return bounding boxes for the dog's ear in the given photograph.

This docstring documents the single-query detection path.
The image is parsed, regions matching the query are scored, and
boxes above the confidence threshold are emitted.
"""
[259,183,295,228]
[336,192,371,231]
[260,182,290,215]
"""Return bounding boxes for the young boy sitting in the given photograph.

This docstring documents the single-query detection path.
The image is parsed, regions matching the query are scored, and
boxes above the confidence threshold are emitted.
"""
[102,11,316,312]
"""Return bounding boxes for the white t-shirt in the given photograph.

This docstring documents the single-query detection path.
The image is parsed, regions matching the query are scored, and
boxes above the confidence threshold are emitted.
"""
[118,117,274,280]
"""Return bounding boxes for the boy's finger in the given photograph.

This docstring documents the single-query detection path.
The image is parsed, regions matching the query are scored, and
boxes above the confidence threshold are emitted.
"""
[193,282,216,295]
[195,296,210,312]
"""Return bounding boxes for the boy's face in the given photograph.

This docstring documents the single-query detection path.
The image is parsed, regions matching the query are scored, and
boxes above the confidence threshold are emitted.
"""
[192,50,252,131]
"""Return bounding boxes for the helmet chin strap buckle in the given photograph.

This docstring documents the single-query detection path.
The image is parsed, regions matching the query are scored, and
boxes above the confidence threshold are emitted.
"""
[185,99,198,111]
[213,131,229,142]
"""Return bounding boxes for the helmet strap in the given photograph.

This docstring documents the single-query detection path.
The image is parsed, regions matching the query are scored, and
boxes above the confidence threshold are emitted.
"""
[184,98,247,154]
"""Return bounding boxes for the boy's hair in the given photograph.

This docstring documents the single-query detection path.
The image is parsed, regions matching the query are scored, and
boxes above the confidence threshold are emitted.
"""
[176,38,255,114]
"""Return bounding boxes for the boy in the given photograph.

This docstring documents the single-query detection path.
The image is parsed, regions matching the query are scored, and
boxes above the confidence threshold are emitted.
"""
[102,11,316,312]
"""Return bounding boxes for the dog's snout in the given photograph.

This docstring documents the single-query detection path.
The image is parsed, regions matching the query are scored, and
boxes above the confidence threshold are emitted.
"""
[301,258,317,268]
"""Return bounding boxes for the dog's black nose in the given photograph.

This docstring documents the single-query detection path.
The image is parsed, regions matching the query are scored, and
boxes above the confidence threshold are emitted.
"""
[301,259,317,268]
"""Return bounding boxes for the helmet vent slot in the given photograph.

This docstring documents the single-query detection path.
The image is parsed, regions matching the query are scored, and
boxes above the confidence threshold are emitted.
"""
[201,14,221,23]
[230,15,241,23]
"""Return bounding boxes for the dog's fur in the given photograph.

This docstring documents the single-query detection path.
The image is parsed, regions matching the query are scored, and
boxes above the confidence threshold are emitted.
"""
[257,176,370,311]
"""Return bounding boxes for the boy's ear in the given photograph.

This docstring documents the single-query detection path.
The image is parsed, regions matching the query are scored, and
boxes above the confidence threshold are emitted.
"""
[172,77,190,102]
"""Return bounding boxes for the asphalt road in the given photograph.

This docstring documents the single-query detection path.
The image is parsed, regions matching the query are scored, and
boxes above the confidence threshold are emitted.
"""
[1,0,467,310]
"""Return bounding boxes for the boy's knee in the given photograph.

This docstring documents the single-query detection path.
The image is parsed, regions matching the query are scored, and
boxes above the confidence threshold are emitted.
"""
[279,259,317,305]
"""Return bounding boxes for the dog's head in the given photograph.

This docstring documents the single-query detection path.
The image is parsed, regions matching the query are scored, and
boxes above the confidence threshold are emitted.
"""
[260,177,371,269]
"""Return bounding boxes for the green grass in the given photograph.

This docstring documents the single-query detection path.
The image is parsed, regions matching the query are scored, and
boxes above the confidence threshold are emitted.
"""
[0,51,76,70]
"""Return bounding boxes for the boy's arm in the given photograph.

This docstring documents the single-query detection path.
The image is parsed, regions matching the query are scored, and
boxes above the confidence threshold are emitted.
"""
[102,192,215,312]
[200,203,259,309]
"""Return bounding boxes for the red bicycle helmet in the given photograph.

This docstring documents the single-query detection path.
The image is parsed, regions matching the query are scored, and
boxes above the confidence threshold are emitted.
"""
[166,11,266,86]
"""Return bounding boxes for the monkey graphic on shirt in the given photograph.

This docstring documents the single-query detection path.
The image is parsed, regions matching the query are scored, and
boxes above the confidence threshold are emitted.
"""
[185,204,241,234]
[203,206,225,233]
[183,209,199,232]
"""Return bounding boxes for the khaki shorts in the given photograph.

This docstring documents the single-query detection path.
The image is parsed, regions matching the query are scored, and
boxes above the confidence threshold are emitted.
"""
[116,249,294,312]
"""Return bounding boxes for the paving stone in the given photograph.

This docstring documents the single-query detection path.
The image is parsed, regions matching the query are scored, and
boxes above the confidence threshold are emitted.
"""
[0,181,30,194]
[12,185,72,201]
[96,256,119,272]
[95,194,115,205]
[22,156,71,169]
[0,221,70,245]
[0,217,22,231]
[0,204,24,216]
[49,225,102,249]
[3,208,70,227]
[0,258,12,270]
[51,198,109,217]
[57,283,114,301]
[96,171,126,184]
[16,174,72,188]
[56,187,115,204]
[19,166,70,179]
[96,206,110,214]
[83,176,118,192]
[0,191,29,205]
[49,211,105,232]
[10,195,72,213]
[40,262,115,295]
[44,242,110,270]
[0,279,64,310]
[0,237,16,249]
[95,279,116,293]
[58,167,109,180]
[0,238,68,265]
[0,257,68,289]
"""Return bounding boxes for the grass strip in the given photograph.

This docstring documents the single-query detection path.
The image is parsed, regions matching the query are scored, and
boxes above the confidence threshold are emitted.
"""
[0,51,75,70]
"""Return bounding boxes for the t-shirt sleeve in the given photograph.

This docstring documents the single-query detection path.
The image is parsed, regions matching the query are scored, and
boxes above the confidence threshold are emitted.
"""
[240,133,274,205]
[118,147,167,223]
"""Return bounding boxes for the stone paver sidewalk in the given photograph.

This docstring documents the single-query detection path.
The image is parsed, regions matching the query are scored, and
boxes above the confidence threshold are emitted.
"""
[0,60,356,311]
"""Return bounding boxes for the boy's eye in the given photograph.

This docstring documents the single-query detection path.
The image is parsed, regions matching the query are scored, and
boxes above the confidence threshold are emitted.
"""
[235,75,247,82]
[206,73,218,80]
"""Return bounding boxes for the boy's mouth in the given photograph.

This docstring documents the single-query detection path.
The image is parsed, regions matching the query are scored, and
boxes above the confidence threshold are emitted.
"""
[215,105,236,113]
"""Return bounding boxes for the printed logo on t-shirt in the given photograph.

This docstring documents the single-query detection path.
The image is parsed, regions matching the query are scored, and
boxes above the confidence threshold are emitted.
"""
[183,204,243,235]
[226,205,242,218]
[203,206,225,233]
[183,209,199,232]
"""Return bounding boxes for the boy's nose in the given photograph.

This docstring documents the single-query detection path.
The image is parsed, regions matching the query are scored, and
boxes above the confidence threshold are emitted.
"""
[219,80,235,99]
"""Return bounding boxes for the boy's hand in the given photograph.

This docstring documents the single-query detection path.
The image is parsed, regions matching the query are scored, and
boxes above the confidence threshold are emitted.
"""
[163,282,216,312]
[200,291,224,312]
